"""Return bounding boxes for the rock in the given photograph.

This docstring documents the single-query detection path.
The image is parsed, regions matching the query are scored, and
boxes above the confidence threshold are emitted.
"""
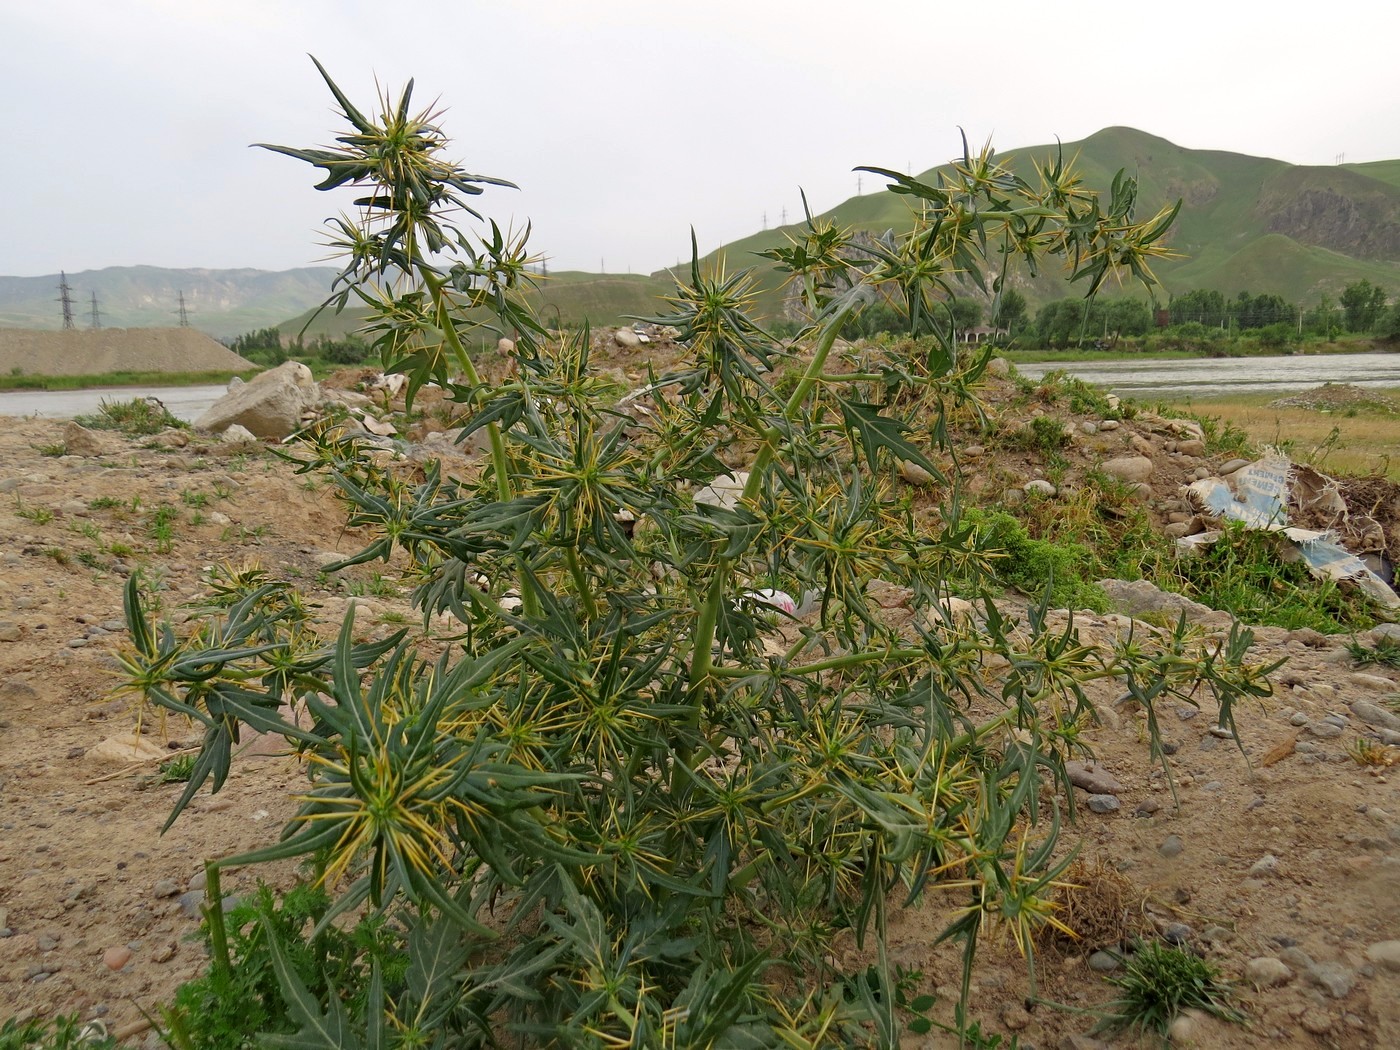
[0,677,39,703]
[1299,1009,1333,1036]
[1059,1036,1111,1050]
[1218,458,1251,474]
[103,946,132,971]
[693,472,749,511]
[1065,760,1124,795]
[1023,478,1057,497]
[194,361,322,439]
[1305,961,1356,999]
[0,622,22,643]
[1086,793,1120,814]
[85,734,170,766]
[1101,455,1154,484]
[613,327,641,349]
[1088,950,1120,972]
[1097,419,1120,431]
[62,421,107,457]
[151,941,177,964]
[1134,799,1160,818]
[1097,578,1213,620]
[1307,721,1344,739]
[1351,700,1400,732]
[1349,672,1397,692]
[152,879,181,899]
[1249,854,1280,876]
[1370,623,1400,644]
[1080,421,1098,435]
[1365,940,1400,971]
[1176,438,1206,457]
[1244,956,1293,987]
[151,428,189,449]
[1000,1005,1031,1031]
[984,357,1010,378]
[898,459,936,486]
[917,597,976,631]
[219,424,259,445]
[1159,835,1185,858]
[1162,922,1193,944]
[496,337,515,356]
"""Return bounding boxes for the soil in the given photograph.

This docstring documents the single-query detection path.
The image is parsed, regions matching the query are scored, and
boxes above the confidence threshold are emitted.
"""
[3,353,1400,1048]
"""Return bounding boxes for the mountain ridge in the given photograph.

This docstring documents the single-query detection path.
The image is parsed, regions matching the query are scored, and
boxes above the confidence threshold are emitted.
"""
[3,128,1397,337]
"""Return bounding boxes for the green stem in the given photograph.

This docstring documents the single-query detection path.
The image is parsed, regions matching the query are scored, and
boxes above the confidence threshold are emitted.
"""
[421,268,540,619]
[203,862,232,983]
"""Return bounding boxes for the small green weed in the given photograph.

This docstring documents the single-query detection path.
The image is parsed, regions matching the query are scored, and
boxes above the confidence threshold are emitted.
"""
[1096,939,1244,1040]
[87,496,125,510]
[73,521,102,541]
[148,504,180,554]
[159,753,197,783]
[106,540,135,558]
[1347,636,1400,668]
[0,1013,116,1049]
[74,398,187,436]
[14,500,54,525]
[181,489,210,508]
[34,442,67,457]
[76,551,103,570]
[43,547,69,565]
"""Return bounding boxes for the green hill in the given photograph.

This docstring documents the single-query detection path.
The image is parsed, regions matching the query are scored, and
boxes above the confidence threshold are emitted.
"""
[8,130,1396,342]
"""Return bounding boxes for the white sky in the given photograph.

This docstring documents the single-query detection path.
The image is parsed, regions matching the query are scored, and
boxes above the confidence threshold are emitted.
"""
[4,0,1398,279]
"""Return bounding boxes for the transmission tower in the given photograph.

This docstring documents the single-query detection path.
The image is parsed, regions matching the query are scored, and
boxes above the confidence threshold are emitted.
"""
[176,290,190,327]
[88,291,102,329]
[57,271,76,330]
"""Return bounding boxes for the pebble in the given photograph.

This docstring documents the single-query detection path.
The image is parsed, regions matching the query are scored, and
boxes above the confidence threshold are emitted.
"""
[1351,700,1400,732]
[1162,922,1193,945]
[1299,1009,1333,1035]
[1322,713,1349,729]
[1134,799,1160,818]
[1350,672,1397,692]
[1245,957,1293,987]
[1159,835,1185,859]
[1249,853,1280,876]
[1289,712,1310,726]
[151,941,177,964]
[1307,721,1344,739]
[1088,950,1120,972]
[103,946,132,971]
[1065,760,1124,795]
[1365,941,1400,971]
[1208,725,1234,738]
[1086,793,1120,814]
[1305,961,1356,999]
[1023,479,1056,497]
[152,878,181,899]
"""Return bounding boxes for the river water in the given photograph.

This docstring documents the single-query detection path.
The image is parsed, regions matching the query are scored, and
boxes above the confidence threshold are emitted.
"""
[0,352,1396,419]
[1015,351,1400,398]
[0,384,231,423]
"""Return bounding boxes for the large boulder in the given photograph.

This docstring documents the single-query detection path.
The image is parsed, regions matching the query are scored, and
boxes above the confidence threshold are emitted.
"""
[194,362,322,439]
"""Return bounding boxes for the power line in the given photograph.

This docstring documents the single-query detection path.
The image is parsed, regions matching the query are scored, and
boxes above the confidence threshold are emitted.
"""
[89,291,102,329]
[176,290,190,327]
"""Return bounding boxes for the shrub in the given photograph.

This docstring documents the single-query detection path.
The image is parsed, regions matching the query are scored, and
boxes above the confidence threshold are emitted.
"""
[114,59,1277,1047]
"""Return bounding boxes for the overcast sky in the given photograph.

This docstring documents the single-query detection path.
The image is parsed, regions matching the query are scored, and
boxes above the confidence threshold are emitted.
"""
[4,0,1398,279]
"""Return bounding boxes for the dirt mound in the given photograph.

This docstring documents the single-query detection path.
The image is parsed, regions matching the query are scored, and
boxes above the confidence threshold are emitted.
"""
[0,328,250,377]
[1271,383,1400,414]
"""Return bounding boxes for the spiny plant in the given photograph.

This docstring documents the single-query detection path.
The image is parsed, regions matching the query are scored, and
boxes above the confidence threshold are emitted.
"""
[117,59,1279,1047]
[74,396,186,435]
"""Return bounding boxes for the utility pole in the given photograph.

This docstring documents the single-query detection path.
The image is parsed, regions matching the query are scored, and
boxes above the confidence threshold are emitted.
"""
[176,291,190,327]
[89,291,102,329]
[57,271,75,330]
[762,211,767,230]
[780,206,787,226]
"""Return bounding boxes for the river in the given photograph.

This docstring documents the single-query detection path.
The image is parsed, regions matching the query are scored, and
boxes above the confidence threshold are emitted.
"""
[0,351,1396,419]
[1015,351,1400,398]
[0,384,231,423]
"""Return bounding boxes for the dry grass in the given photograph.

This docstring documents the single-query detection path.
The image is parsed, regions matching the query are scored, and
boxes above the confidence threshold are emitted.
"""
[1164,391,1400,480]
[1042,856,1152,952]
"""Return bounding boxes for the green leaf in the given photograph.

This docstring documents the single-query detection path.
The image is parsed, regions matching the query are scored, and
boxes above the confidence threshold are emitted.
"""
[835,395,941,478]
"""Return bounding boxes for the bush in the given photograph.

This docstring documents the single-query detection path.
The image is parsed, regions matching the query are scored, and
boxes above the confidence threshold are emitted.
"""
[117,59,1277,1047]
